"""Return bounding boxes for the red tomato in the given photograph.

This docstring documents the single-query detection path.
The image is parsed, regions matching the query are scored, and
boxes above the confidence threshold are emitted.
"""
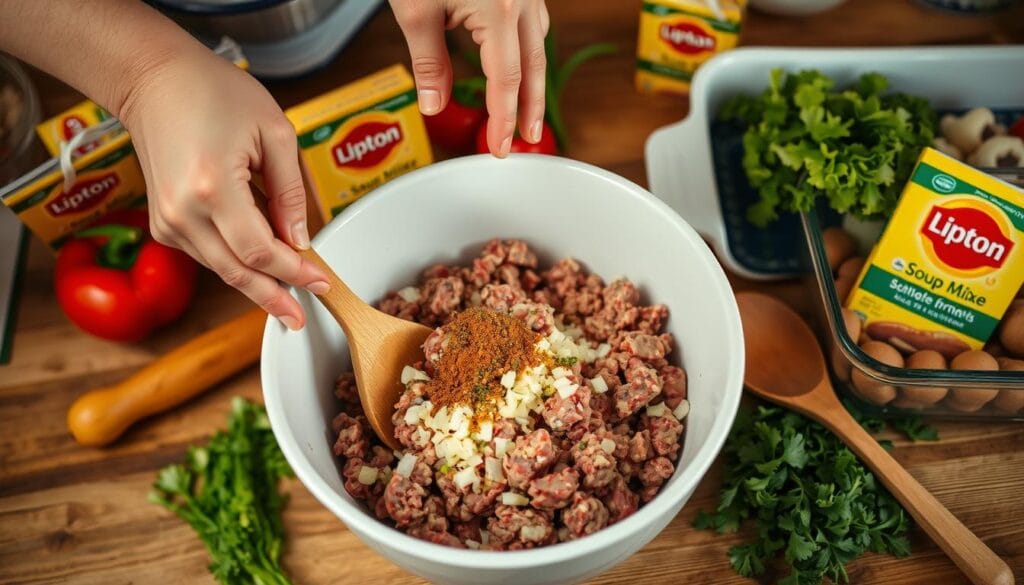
[1010,116,1024,140]
[475,119,558,156]
[424,99,487,154]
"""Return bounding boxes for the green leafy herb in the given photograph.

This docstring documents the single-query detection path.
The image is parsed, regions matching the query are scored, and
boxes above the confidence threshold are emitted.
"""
[150,398,294,585]
[695,404,912,584]
[720,69,936,226]
[843,398,939,444]
[555,356,578,367]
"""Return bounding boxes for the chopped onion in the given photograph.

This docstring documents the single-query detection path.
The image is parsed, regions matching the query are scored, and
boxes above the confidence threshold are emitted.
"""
[500,370,517,389]
[520,526,546,541]
[474,420,494,442]
[465,454,483,468]
[556,382,578,399]
[400,365,429,385]
[453,466,479,490]
[597,343,612,358]
[357,466,379,485]
[501,491,529,506]
[397,286,421,303]
[600,438,617,454]
[646,403,670,418]
[404,405,422,425]
[480,530,490,546]
[465,539,480,550]
[494,437,511,459]
[590,376,608,394]
[429,406,450,430]
[395,454,418,478]
[536,338,551,351]
[673,399,691,420]
[552,367,570,379]
[485,457,504,482]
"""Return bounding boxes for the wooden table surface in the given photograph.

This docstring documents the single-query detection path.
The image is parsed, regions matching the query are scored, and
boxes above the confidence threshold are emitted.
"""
[3,1,1023,584]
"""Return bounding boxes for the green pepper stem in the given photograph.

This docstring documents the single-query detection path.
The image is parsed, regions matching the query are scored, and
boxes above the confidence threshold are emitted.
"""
[75,224,144,270]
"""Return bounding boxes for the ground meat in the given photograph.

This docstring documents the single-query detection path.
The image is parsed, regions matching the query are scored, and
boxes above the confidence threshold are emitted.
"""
[659,365,687,409]
[331,240,688,549]
[603,475,640,524]
[503,429,558,490]
[480,283,527,313]
[562,493,610,539]
[378,292,420,322]
[572,433,617,490]
[422,276,464,320]
[384,474,429,527]
[639,456,674,488]
[541,385,592,433]
[528,467,580,511]
[628,430,652,463]
[635,304,669,335]
[487,505,555,550]
[620,332,670,361]
[332,413,368,460]
[334,372,358,404]
[614,359,662,418]
[643,414,684,458]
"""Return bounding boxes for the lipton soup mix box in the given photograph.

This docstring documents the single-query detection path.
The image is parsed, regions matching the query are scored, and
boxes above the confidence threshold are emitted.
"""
[635,0,745,96]
[285,65,433,222]
[847,147,1024,354]
[1,121,147,251]
[36,100,112,157]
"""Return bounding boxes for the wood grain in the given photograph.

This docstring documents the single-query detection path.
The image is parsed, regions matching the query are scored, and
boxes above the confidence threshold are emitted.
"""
[2,0,1023,584]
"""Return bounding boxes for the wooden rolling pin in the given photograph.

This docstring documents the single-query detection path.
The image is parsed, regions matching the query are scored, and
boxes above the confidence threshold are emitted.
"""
[67,307,267,447]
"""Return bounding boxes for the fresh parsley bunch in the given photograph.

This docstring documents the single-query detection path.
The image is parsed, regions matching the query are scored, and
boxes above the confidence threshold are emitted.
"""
[695,405,914,585]
[721,69,936,226]
[150,398,294,585]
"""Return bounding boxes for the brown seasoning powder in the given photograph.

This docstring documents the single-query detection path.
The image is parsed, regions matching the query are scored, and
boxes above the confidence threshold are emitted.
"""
[426,307,544,422]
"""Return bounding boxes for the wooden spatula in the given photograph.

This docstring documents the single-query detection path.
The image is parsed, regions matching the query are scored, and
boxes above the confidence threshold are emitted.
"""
[253,182,432,450]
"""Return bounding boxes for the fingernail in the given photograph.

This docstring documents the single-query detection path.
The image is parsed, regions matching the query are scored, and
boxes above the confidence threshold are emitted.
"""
[291,221,310,250]
[499,136,512,157]
[530,120,542,143]
[307,280,330,295]
[279,315,301,331]
[418,90,441,115]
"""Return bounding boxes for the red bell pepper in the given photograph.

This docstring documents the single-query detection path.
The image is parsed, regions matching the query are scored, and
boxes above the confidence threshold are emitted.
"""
[424,78,487,153]
[55,209,198,342]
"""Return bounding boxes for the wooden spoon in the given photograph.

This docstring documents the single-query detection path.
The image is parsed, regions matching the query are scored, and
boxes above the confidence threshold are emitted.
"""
[253,183,431,450]
[736,292,1014,585]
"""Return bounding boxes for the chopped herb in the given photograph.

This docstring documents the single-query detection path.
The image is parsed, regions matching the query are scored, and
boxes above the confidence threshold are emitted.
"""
[149,398,294,585]
[439,463,451,475]
[843,398,939,443]
[555,356,578,367]
[695,403,912,585]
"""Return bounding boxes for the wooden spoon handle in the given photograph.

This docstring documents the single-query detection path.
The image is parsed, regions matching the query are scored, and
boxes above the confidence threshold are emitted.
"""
[825,411,1014,585]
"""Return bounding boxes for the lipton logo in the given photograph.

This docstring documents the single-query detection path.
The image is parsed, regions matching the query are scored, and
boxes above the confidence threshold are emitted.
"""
[921,204,1014,271]
[660,22,715,55]
[332,121,403,169]
[47,173,120,217]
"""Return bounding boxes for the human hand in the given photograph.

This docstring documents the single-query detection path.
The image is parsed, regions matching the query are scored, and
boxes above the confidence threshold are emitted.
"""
[390,0,550,158]
[117,50,329,330]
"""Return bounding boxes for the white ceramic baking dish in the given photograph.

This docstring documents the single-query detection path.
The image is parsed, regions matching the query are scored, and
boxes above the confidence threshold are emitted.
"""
[645,45,1024,280]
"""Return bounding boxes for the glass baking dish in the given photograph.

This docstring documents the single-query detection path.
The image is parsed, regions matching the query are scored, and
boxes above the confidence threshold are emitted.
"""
[800,206,1024,421]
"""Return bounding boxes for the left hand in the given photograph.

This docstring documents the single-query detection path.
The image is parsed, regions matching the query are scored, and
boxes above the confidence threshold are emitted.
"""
[389,0,550,158]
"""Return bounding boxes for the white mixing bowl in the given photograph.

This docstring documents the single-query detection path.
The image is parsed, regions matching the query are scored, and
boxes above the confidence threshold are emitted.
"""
[261,154,744,584]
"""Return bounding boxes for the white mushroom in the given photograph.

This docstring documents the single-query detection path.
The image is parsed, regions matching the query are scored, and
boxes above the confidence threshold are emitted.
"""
[940,107,999,155]
[932,137,963,161]
[967,136,1024,168]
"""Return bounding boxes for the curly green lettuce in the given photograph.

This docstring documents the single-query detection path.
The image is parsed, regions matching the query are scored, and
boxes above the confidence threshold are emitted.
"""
[720,69,936,226]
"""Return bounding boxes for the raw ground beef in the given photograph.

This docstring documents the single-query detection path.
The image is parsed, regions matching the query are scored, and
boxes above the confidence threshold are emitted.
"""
[333,239,688,550]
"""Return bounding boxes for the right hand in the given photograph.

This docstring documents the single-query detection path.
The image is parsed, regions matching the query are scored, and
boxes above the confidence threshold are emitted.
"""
[117,50,330,330]
[390,0,551,158]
